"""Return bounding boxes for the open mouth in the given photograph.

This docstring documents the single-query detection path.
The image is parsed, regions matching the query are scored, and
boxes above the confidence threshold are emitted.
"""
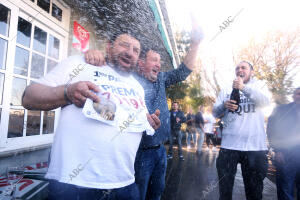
[120,56,130,65]
[152,69,158,74]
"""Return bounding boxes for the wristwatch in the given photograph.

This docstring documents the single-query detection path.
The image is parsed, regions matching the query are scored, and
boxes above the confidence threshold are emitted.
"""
[64,84,72,105]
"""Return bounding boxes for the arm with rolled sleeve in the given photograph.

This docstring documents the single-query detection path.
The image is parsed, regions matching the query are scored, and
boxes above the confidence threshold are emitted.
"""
[163,63,192,88]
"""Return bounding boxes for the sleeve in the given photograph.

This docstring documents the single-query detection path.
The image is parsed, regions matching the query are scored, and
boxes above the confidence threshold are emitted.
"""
[163,63,192,88]
[36,56,84,87]
[242,80,271,107]
[180,111,187,123]
[213,89,227,118]
[266,106,282,152]
[137,82,155,136]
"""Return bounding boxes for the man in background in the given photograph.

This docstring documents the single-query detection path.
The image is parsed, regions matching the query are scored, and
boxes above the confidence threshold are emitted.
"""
[203,107,217,152]
[168,102,187,160]
[267,87,300,200]
[195,105,205,153]
[186,108,197,149]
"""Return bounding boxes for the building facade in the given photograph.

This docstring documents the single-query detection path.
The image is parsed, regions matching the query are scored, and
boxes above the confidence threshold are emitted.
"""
[0,0,178,178]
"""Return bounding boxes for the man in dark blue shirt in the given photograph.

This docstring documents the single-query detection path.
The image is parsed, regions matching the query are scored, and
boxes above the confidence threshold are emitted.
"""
[168,102,187,160]
[132,23,203,199]
[134,48,197,200]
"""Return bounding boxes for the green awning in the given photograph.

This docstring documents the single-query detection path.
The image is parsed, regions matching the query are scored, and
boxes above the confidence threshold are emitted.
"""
[148,0,174,67]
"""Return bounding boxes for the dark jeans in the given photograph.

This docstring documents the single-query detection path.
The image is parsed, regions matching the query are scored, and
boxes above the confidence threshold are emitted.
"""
[205,133,216,147]
[134,145,167,200]
[168,129,183,156]
[216,148,268,200]
[275,152,300,200]
[48,180,140,200]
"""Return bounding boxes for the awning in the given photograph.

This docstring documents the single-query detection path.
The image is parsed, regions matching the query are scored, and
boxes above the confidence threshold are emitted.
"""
[148,0,176,68]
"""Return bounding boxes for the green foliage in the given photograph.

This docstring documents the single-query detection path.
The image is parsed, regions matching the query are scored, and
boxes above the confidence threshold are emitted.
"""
[166,82,189,101]
[175,29,191,62]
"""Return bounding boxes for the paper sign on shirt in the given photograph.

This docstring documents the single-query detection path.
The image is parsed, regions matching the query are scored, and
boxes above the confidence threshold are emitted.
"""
[82,66,154,135]
[72,21,89,52]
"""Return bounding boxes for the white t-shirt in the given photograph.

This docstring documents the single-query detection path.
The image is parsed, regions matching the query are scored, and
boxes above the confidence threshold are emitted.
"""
[37,55,154,189]
[203,113,215,134]
[213,78,271,151]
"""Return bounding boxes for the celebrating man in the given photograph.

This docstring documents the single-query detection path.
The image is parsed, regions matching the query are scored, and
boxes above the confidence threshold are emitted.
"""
[213,61,271,200]
[22,31,160,200]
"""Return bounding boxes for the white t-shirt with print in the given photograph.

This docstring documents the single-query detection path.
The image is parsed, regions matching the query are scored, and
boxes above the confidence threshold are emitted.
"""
[203,113,215,134]
[213,78,271,151]
[37,55,154,189]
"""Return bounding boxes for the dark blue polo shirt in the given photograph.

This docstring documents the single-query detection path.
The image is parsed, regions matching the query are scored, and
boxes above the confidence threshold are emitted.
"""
[134,63,192,148]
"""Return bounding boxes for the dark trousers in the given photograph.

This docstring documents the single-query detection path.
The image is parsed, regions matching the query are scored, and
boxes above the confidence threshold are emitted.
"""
[205,133,216,147]
[48,180,140,200]
[275,152,300,200]
[134,145,167,200]
[168,129,183,156]
[216,148,268,200]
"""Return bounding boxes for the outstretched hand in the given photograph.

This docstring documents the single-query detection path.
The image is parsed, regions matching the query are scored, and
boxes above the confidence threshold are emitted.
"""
[190,14,204,45]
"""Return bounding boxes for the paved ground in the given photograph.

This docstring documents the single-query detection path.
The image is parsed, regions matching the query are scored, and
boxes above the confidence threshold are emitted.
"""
[162,145,277,200]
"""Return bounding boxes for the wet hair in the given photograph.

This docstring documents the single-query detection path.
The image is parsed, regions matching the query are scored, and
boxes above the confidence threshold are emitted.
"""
[108,28,141,44]
[240,60,254,70]
[172,101,179,105]
[139,45,160,60]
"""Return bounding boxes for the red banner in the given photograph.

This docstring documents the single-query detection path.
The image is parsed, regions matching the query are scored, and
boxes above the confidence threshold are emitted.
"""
[72,21,90,52]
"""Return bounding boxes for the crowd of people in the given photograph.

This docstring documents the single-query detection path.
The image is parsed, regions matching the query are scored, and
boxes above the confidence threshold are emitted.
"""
[20,18,300,200]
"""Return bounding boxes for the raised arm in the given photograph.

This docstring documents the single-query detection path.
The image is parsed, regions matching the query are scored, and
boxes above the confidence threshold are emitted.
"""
[164,21,204,87]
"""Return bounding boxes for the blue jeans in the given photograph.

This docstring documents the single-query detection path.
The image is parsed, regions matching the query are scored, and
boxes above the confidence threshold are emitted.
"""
[186,132,196,146]
[196,128,204,152]
[134,145,167,200]
[48,180,140,200]
[168,129,183,156]
[275,153,300,200]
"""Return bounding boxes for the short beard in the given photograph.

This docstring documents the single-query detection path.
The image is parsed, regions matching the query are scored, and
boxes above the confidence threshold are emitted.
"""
[147,73,158,82]
[111,55,134,75]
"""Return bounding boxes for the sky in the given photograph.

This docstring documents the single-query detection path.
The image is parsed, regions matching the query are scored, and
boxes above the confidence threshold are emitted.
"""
[165,0,300,98]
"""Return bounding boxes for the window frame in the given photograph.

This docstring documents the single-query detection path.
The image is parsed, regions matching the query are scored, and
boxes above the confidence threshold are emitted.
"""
[0,0,70,152]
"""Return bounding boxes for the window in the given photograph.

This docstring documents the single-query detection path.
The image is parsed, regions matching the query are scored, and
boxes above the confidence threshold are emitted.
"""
[37,0,50,13]
[0,73,4,104]
[33,0,63,22]
[0,3,10,144]
[17,17,32,47]
[0,38,8,70]
[52,3,62,21]
[0,3,10,36]
[8,16,62,138]
[0,1,68,150]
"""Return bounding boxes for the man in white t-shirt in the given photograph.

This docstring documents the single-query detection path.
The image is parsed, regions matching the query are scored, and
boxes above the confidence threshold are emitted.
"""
[213,61,271,200]
[203,107,217,151]
[22,32,160,200]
